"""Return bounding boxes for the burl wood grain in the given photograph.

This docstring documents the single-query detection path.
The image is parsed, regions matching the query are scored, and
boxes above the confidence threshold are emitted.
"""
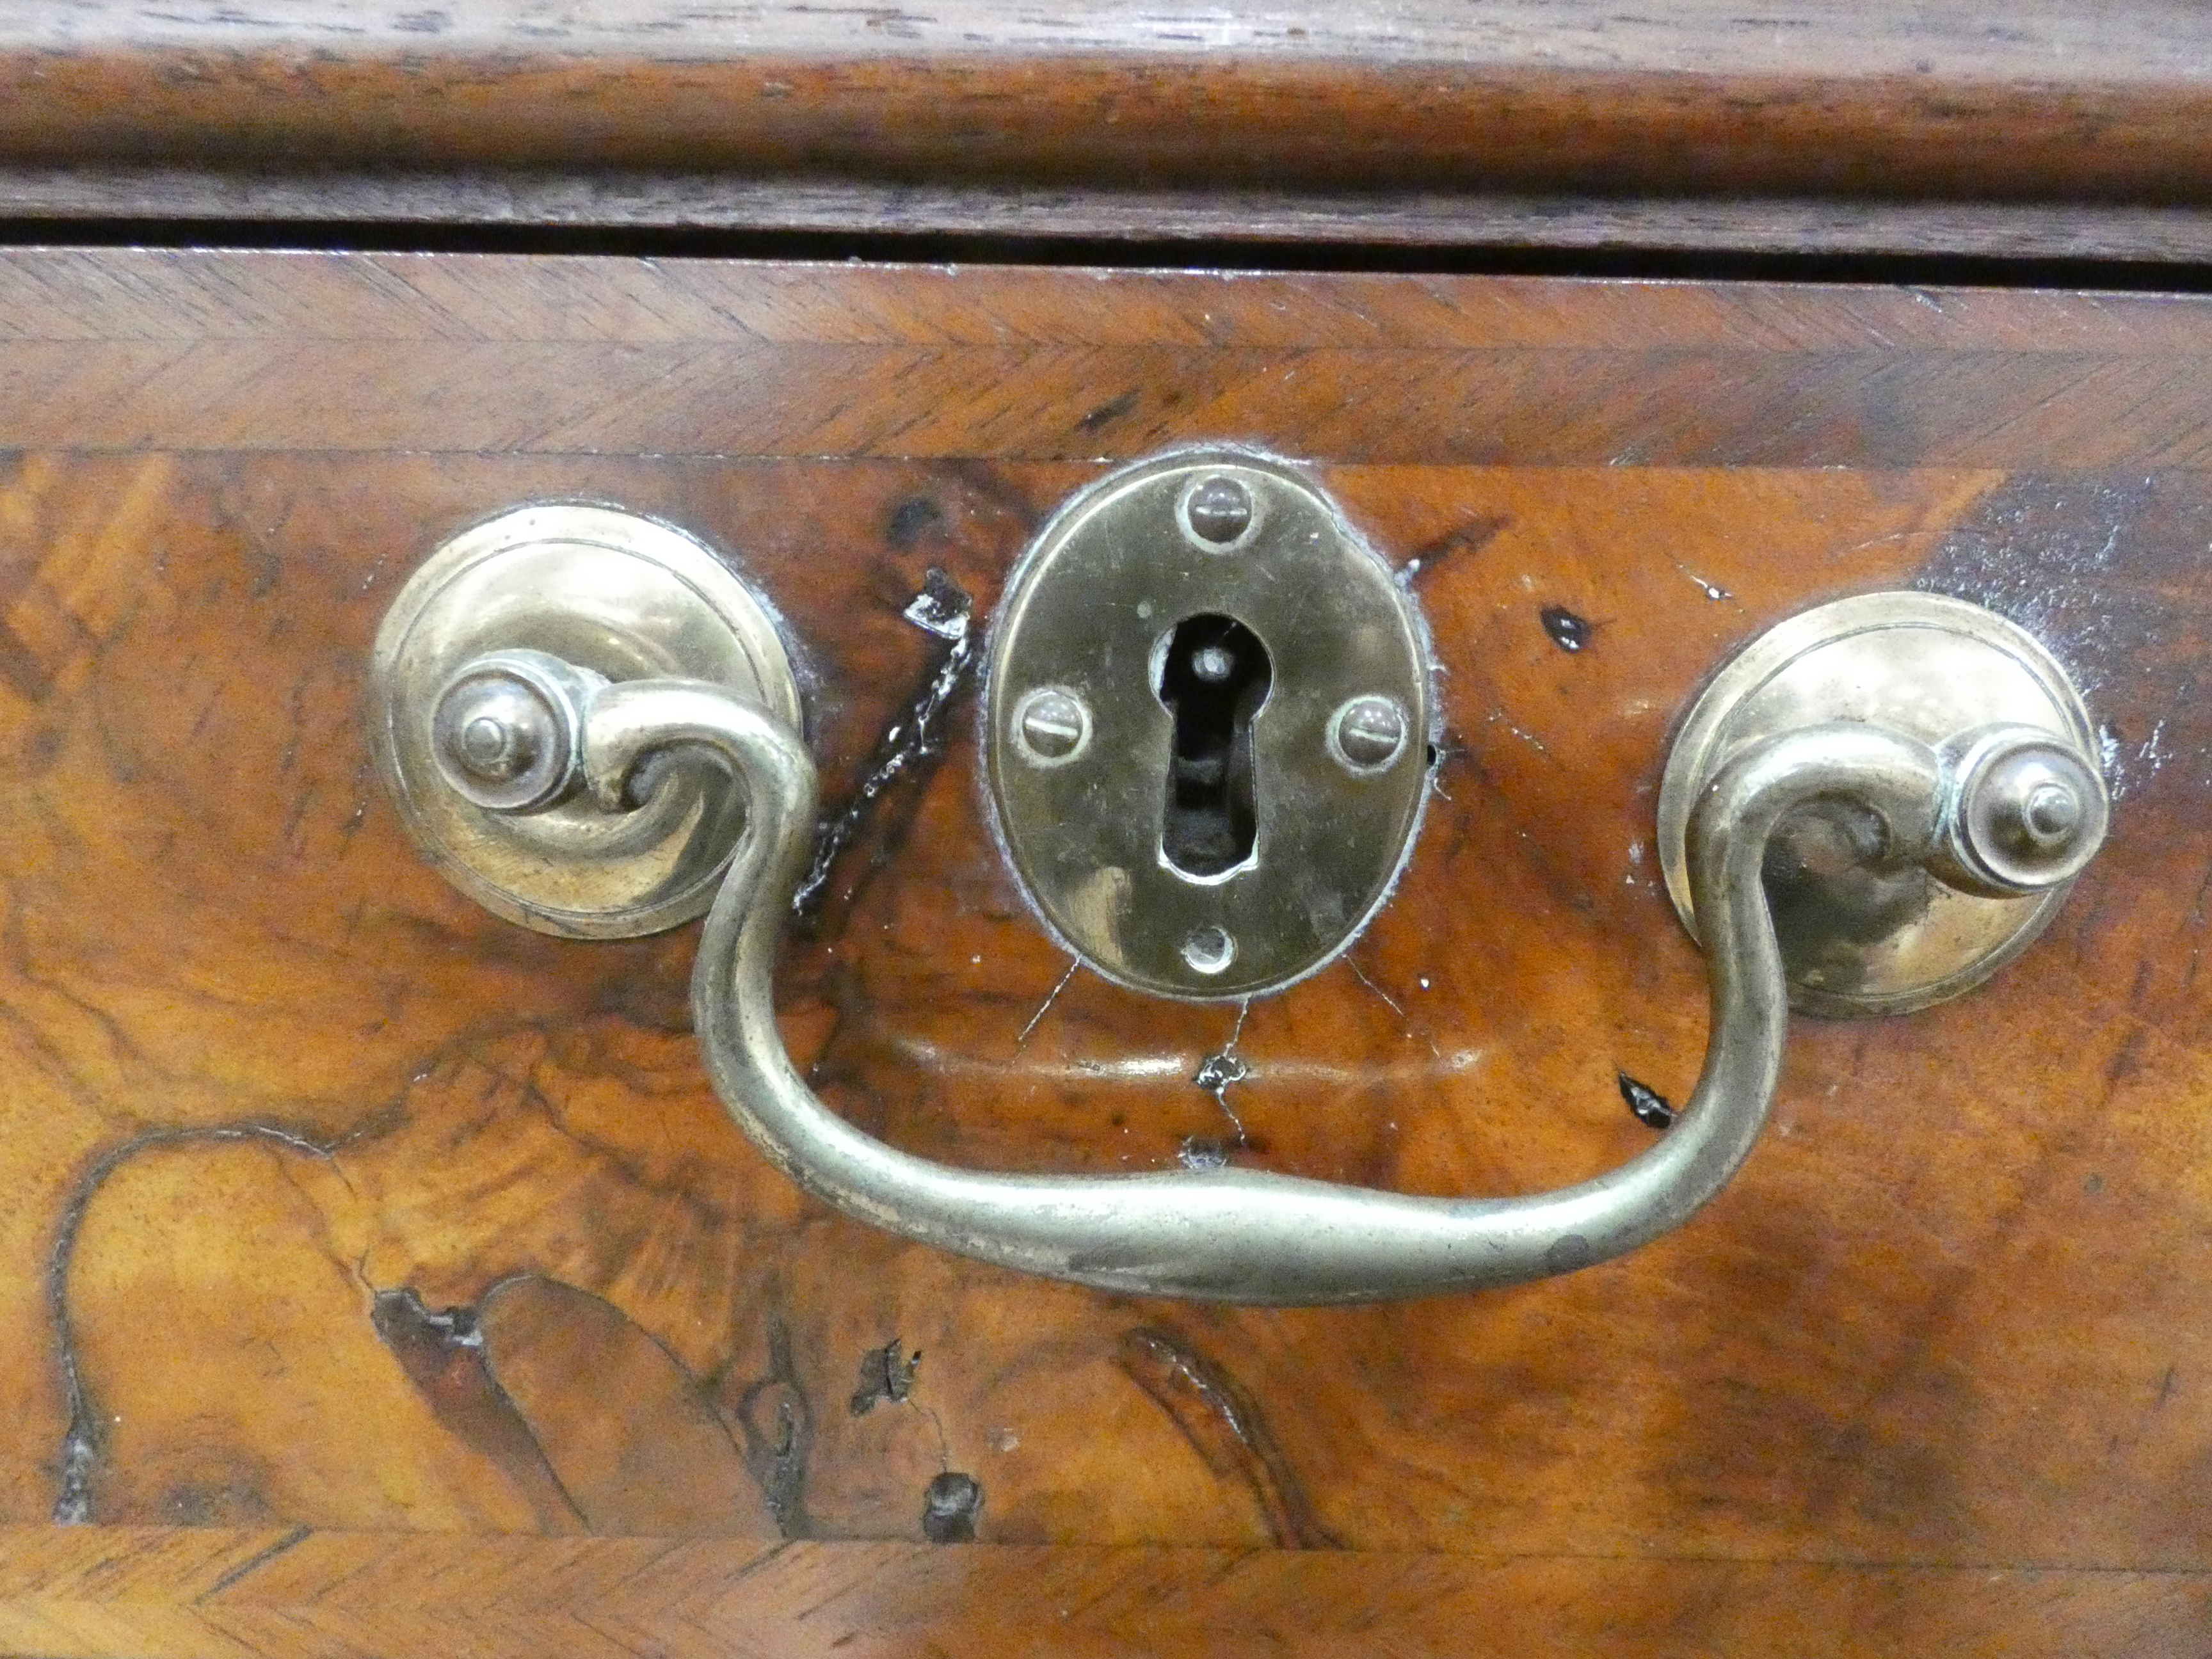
[0,252,2210,1652]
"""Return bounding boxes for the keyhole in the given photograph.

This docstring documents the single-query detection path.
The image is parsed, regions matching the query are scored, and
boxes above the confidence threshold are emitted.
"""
[1157,613,1272,879]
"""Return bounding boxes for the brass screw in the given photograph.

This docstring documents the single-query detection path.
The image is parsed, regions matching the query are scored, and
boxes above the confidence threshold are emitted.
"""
[1185,476,1253,545]
[1014,686,1091,764]
[1333,695,1409,771]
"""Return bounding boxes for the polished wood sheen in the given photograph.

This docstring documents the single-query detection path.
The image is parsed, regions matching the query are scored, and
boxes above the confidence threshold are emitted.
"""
[0,250,2209,1652]
[6,1,2208,199]
[6,3,2212,259]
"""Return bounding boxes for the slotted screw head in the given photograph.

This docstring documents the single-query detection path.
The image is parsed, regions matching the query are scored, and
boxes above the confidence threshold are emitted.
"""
[1184,476,1253,546]
[1331,694,1409,772]
[1013,685,1092,765]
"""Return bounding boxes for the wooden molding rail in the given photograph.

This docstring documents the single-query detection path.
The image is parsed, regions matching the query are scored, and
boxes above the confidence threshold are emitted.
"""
[4,3,2212,257]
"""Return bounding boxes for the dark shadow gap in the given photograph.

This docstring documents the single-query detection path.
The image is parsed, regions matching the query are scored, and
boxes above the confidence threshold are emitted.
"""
[6,214,2212,292]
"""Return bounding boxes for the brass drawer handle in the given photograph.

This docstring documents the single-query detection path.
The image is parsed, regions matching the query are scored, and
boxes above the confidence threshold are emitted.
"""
[584,673,1928,1302]
[371,509,2106,1304]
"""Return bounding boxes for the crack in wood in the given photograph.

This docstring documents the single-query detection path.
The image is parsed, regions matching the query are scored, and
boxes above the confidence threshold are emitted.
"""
[46,1121,355,1524]
[1183,998,1254,1167]
[733,1311,817,1539]
[791,566,977,920]
[368,1286,577,1527]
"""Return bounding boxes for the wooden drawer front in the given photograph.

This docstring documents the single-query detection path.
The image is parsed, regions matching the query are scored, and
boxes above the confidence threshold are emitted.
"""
[0,250,2208,1653]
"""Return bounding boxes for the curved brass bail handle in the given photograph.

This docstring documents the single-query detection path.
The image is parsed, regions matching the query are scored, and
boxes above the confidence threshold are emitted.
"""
[573,671,1984,1306]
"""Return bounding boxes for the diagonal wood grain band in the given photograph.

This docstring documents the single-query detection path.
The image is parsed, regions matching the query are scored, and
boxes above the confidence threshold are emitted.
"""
[0,1527,2202,1658]
[3,252,2212,465]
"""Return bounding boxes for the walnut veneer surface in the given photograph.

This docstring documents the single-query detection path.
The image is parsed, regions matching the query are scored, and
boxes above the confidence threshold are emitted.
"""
[0,250,2207,1653]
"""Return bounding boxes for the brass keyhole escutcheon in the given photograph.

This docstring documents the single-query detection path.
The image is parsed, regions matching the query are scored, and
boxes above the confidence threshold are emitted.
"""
[984,451,1432,1000]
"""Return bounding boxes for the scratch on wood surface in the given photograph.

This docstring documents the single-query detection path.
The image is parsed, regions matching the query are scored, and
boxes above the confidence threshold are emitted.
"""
[1347,959,1439,1059]
[1117,1327,1340,1550]
[195,1524,312,1602]
[1399,513,1511,587]
[1674,561,1735,601]
[1016,958,1080,1048]
[1484,707,1554,758]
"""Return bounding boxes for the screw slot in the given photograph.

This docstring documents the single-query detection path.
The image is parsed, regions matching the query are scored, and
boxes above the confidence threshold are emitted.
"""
[1178,474,1258,551]
[1012,685,1093,766]
[1330,695,1410,773]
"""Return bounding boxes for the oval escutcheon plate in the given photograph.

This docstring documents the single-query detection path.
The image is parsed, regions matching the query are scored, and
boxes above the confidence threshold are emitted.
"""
[985,451,1432,1000]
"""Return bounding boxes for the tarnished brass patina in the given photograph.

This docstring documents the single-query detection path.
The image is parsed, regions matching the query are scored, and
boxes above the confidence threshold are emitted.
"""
[1657,591,2105,1016]
[368,503,801,938]
[983,451,1433,1000]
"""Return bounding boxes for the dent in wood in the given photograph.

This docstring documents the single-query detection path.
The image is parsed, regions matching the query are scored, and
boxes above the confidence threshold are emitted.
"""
[1617,1071,1676,1130]
[920,1470,982,1543]
[849,1337,923,1417]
